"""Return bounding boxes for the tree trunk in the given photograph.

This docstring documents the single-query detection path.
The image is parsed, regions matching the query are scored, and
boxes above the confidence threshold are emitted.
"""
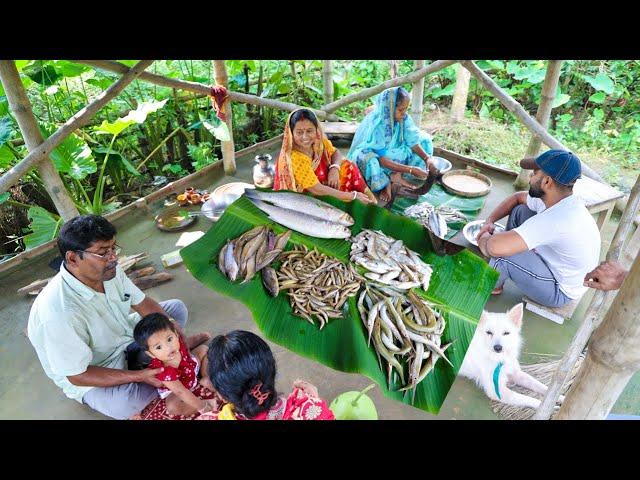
[0,61,79,220]
[514,61,563,188]
[555,250,640,419]
[0,60,154,196]
[322,60,458,114]
[450,63,471,122]
[213,60,236,175]
[410,60,425,125]
[461,60,604,184]
[533,173,640,419]
[322,60,334,106]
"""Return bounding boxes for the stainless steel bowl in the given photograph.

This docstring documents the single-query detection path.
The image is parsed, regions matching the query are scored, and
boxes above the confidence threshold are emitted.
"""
[431,156,452,174]
[463,219,506,246]
[201,182,255,221]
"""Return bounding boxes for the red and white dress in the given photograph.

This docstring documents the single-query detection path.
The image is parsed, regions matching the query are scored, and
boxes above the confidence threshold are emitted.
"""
[149,338,199,399]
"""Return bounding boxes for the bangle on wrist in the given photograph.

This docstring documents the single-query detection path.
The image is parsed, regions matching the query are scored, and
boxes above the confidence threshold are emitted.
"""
[352,191,357,201]
[409,167,413,175]
[329,163,340,170]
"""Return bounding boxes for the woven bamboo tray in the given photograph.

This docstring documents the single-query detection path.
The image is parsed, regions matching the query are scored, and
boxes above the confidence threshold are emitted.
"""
[441,169,492,198]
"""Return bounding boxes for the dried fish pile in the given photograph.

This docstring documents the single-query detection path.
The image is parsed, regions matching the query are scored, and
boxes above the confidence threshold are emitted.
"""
[357,284,452,402]
[350,229,433,292]
[217,225,292,296]
[277,245,364,330]
[404,202,468,236]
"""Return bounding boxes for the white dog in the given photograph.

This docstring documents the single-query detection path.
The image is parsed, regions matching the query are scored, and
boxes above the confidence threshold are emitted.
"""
[459,303,561,409]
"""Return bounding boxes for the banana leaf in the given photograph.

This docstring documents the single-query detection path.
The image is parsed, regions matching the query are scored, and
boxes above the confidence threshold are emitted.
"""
[180,193,498,414]
[391,184,487,240]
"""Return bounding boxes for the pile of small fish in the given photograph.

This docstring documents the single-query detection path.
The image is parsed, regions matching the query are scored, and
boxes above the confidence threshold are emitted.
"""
[350,229,432,292]
[245,189,354,239]
[217,225,292,297]
[277,245,364,330]
[357,283,452,402]
[404,202,468,239]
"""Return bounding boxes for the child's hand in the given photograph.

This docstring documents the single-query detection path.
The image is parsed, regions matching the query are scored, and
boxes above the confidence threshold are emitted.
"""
[293,379,319,398]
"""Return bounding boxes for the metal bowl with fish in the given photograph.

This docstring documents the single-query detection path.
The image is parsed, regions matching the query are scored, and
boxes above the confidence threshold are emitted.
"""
[463,219,506,246]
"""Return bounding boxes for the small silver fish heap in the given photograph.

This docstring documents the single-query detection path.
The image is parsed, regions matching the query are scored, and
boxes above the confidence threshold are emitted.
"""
[405,202,467,229]
[349,229,432,292]
[427,210,448,239]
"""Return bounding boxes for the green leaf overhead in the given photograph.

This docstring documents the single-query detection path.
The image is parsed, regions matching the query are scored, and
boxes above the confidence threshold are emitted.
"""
[180,193,498,414]
[40,124,97,180]
[584,73,615,94]
[0,116,14,146]
[23,206,62,249]
[94,99,167,136]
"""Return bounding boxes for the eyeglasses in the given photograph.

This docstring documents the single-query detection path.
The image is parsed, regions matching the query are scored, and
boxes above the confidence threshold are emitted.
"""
[78,244,122,261]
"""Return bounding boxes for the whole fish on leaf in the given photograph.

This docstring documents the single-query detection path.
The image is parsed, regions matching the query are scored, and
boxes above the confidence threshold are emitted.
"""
[244,189,354,226]
[261,267,279,297]
[247,198,351,239]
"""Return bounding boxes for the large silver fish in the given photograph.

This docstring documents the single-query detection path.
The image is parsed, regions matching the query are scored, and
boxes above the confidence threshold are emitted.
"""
[247,198,351,239]
[244,189,354,227]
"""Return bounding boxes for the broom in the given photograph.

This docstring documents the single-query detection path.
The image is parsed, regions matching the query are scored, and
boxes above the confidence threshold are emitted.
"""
[491,353,586,420]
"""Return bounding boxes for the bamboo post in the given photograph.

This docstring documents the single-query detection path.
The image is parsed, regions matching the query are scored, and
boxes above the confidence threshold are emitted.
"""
[555,250,640,419]
[450,63,471,122]
[0,60,154,196]
[0,61,79,220]
[462,60,605,184]
[410,60,425,125]
[533,173,640,419]
[213,60,236,175]
[73,60,341,122]
[389,60,400,79]
[513,61,563,189]
[322,60,458,114]
[322,60,334,105]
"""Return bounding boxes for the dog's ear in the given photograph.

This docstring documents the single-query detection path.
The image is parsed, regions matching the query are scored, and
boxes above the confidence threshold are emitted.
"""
[507,303,524,329]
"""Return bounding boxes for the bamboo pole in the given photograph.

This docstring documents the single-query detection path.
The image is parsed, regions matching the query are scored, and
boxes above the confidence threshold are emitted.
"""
[0,61,79,220]
[322,60,334,105]
[462,60,605,184]
[213,60,236,175]
[389,60,400,79]
[73,60,340,121]
[322,60,458,114]
[513,61,563,188]
[533,173,640,419]
[0,60,154,196]
[410,60,425,125]
[555,250,640,419]
[450,63,471,122]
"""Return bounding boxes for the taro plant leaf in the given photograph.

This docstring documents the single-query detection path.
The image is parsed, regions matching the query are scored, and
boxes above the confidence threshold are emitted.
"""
[199,113,231,142]
[589,91,607,104]
[53,60,89,77]
[23,206,62,249]
[94,99,168,136]
[0,192,10,204]
[0,145,13,168]
[0,116,13,146]
[553,92,571,108]
[584,73,615,94]
[86,77,113,90]
[94,147,141,176]
[0,96,8,116]
[23,62,62,86]
[180,193,498,414]
[40,125,97,180]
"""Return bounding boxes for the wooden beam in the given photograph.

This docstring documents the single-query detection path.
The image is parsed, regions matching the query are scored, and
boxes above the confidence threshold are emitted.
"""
[213,60,236,175]
[514,61,563,188]
[450,63,471,122]
[0,60,154,196]
[322,60,334,105]
[462,60,605,184]
[0,61,79,220]
[410,60,426,125]
[73,60,340,121]
[555,249,640,419]
[321,60,458,114]
[533,173,640,419]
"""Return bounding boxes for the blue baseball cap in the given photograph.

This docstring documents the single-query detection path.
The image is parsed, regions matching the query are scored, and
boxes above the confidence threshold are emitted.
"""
[519,149,582,186]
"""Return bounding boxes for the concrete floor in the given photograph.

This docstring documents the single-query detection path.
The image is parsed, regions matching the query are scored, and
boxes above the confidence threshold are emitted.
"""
[0,142,637,419]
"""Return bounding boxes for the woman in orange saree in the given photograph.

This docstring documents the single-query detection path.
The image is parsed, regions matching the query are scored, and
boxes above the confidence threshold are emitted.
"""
[274,109,376,204]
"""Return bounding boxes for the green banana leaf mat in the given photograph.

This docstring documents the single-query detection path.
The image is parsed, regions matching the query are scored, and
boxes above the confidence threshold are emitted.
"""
[180,193,498,414]
[391,184,487,240]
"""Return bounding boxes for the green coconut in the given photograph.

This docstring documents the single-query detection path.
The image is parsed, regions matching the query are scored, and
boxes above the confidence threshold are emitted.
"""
[330,384,378,420]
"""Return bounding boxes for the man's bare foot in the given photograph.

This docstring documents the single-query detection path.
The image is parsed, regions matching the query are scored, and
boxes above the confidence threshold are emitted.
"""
[491,287,504,295]
[186,332,212,350]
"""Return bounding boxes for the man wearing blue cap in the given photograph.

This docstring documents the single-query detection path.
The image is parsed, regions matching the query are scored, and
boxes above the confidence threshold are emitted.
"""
[477,149,601,308]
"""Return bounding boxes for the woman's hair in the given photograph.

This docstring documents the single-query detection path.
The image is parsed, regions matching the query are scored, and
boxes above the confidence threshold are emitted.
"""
[133,313,178,350]
[289,108,319,131]
[207,330,277,418]
[395,87,410,106]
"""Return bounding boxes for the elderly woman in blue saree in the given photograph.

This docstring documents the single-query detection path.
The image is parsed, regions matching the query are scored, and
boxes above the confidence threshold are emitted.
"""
[347,87,439,203]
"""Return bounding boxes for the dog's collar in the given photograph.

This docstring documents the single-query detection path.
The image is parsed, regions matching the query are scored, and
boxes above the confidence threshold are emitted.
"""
[493,362,504,400]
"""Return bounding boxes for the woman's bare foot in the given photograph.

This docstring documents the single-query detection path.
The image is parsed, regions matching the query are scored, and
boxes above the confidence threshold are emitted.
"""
[186,332,212,350]
[377,183,392,204]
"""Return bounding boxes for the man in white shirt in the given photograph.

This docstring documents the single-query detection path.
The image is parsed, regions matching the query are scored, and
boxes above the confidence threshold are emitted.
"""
[27,215,210,419]
[477,150,601,308]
